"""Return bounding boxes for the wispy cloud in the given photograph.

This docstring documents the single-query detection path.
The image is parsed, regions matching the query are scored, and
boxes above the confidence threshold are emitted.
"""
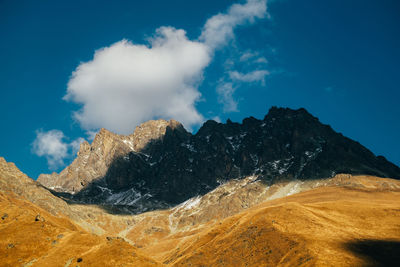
[216,69,269,114]
[217,82,238,113]
[239,51,268,64]
[254,57,268,63]
[240,51,256,62]
[32,130,84,170]
[200,0,268,50]
[229,70,269,84]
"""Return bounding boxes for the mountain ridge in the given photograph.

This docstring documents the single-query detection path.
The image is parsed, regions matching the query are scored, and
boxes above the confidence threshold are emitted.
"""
[37,107,400,213]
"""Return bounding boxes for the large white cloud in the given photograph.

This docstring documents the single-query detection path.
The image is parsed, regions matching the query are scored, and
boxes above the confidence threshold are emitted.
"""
[65,27,210,134]
[64,0,268,135]
[32,130,84,169]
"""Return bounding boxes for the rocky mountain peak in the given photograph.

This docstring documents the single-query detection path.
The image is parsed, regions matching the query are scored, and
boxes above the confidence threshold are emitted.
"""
[91,128,125,149]
[0,157,22,179]
[37,118,189,194]
[37,107,400,214]
[77,141,90,156]
[131,119,186,151]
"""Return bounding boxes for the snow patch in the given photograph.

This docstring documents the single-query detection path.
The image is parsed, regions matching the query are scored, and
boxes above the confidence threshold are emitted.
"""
[105,188,143,206]
[180,142,197,152]
[174,196,201,212]
[122,139,135,151]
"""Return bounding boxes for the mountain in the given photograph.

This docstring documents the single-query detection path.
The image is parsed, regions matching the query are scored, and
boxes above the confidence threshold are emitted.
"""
[38,107,400,213]
[37,119,183,194]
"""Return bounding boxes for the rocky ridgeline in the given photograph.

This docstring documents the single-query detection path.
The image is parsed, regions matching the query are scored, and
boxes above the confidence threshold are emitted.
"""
[37,119,182,194]
[37,107,400,213]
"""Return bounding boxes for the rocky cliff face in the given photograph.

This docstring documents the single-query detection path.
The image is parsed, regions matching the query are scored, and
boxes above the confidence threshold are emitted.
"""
[37,119,182,194]
[37,107,400,213]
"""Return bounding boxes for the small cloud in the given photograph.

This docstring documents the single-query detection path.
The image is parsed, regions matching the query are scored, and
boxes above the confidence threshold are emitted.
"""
[199,0,268,50]
[223,58,235,69]
[32,130,68,169]
[240,51,257,62]
[239,51,268,64]
[229,70,269,84]
[255,57,268,64]
[32,129,85,170]
[212,116,222,123]
[215,70,269,113]
[217,82,238,113]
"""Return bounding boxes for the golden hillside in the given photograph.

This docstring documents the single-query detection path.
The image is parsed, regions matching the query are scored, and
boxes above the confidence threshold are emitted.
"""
[0,191,161,267]
[1,156,400,266]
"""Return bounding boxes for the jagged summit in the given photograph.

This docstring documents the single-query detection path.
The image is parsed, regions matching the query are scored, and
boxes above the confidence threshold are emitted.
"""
[38,119,182,194]
[131,119,188,151]
[37,107,400,213]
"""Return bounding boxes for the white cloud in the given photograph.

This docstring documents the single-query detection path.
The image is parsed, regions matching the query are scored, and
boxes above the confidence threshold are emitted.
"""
[217,82,238,113]
[229,70,269,84]
[255,57,268,63]
[239,51,257,62]
[64,0,268,135]
[200,0,268,50]
[65,27,210,134]
[32,130,68,169]
[216,70,269,113]
[212,116,222,123]
[32,130,85,169]
[239,51,268,64]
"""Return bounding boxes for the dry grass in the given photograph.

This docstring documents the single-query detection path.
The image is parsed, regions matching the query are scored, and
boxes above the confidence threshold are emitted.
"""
[0,192,160,267]
[1,175,400,266]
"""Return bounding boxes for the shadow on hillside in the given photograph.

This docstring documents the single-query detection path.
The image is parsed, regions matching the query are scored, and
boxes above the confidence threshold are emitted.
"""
[43,122,277,215]
[345,239,400,266]
[45,158,274,217]
[42,116,400,217]
[47,180,172,216]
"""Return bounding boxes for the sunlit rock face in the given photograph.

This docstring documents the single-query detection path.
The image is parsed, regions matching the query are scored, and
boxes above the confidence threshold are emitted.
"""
[37,119,182,194]
[38,107,400,213]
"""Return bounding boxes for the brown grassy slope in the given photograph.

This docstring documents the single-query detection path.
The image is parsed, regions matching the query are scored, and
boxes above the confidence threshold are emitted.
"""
[120,175,400,266]
[150,181,400,266]
[2,154,400,266]
[0,192,160,267]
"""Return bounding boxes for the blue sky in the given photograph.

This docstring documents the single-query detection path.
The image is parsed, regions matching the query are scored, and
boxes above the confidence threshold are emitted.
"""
[1,0,399,179]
